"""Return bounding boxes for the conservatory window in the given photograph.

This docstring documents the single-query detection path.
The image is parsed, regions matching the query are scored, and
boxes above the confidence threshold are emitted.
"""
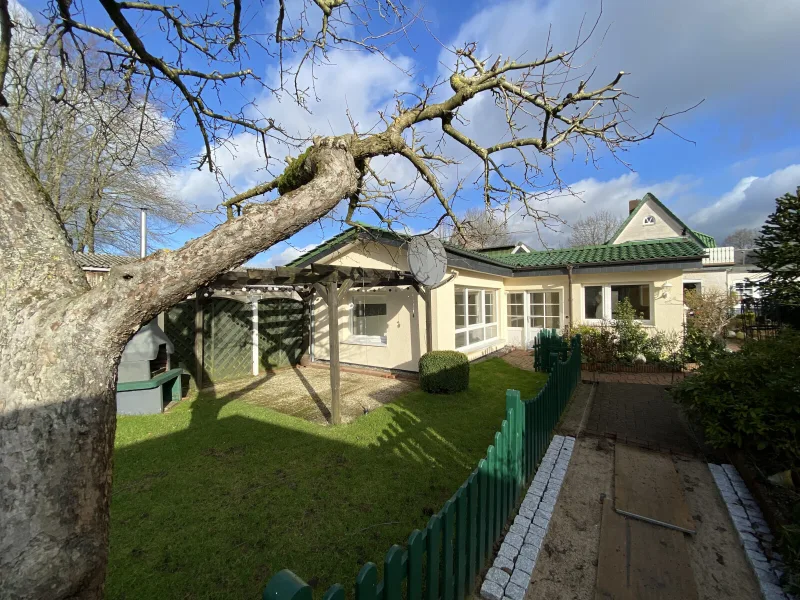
[455,287,498,349]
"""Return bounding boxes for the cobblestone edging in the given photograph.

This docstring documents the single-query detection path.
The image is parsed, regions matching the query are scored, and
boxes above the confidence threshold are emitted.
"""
[709,463,796,600]
[479,435,575,600]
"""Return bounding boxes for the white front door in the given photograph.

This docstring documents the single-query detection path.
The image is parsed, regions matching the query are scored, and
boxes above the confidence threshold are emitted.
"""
[506,290,563,348]
[506,292,525,347]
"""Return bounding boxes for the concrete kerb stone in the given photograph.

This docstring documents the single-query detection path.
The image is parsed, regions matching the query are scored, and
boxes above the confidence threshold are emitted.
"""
[480,435,576,600]
[708,462,796,600]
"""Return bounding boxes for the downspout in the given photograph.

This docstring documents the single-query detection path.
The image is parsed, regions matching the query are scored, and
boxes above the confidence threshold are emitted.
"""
[566,264,574,333]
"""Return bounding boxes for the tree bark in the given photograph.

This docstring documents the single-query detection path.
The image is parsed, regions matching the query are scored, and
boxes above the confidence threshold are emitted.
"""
[0,116,360,599]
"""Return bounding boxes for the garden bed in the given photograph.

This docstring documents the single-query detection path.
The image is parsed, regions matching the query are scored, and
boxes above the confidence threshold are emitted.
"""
[582,361,680,374]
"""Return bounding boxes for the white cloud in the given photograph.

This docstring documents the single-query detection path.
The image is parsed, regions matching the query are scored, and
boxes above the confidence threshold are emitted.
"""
[504,162,800,249]
[445,0,800,123]
[508,172,693,247]
[688,164,800,240]
[170,49,419,210]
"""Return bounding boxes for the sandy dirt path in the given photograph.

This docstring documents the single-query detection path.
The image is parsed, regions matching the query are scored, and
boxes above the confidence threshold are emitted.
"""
[524,432,761,599]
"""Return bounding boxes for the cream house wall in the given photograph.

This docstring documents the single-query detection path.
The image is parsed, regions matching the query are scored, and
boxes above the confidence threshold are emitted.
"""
[571,270,686,333]
[307,239,689,371]
[614,201,684,244]
[682,269,729,294]
[312,242,426,371]
[499,271,684,334]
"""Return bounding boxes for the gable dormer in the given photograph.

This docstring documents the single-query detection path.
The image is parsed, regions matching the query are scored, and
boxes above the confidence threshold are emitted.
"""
[607,193,714,248]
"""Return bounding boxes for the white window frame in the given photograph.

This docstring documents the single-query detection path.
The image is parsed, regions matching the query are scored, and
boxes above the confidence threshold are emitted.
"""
[643,215,656,226]
[581,283,654,326]
[346,294,388,346]
[455,287,499,351]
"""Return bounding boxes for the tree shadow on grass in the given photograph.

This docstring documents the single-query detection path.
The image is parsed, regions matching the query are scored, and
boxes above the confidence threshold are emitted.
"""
[109,359,539,600]
[108,387,491,600]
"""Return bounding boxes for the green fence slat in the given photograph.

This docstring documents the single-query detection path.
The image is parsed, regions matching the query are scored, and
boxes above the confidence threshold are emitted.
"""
[455,487,467,600]
[383,545,404,600]
[262,570,312,600]
[442,499,455,600]
[493,431,503,538]
[322,584,345,600]
[500,419,511,518]
[486,445,497,550]
[477,460,488,572]
[467,473,478,592]
[495,428,505,527]
[408,530,423,600]
[425,514,441,600]
[356,563,378,600]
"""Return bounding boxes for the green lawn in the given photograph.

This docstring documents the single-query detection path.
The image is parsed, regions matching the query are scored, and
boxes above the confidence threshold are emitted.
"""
[108,359,547,599]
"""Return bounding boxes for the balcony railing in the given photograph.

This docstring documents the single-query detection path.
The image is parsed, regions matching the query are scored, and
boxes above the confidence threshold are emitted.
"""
[702,246,735,266]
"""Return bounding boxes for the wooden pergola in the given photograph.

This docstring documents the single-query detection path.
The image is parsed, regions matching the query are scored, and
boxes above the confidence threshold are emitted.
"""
[202,264,440,424]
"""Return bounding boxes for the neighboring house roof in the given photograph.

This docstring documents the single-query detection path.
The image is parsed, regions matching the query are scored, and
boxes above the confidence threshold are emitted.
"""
[478,242,531,257]
[289,224,705,274]
[74,253,138,269]
[477,244,516,257]
[606,192,717,248]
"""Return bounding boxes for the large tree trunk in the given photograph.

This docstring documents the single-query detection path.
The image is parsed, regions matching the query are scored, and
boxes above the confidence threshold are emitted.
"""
[0,116,359,598]
[0,331,122,599]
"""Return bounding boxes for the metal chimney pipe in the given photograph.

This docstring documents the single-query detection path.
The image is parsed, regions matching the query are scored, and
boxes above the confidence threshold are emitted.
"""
[139,208,147,258]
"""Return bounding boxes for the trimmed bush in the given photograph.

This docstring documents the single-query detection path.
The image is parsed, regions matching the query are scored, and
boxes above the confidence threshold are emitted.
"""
[419,351,469,393]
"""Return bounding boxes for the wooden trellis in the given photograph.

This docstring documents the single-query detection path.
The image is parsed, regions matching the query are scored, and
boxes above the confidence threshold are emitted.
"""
[198,265,422,424]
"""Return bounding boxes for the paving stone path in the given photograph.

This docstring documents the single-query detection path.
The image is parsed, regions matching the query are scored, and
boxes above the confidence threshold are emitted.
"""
[480,435,575,600]
[583,382,699,455]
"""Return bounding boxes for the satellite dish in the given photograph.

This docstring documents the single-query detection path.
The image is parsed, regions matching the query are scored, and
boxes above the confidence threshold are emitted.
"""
[408,235,447,287]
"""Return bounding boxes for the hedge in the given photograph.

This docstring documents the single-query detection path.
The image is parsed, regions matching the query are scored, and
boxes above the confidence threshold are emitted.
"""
[419,351,469,393]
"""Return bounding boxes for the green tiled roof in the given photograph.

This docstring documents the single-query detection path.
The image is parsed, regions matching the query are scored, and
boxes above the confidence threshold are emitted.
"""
[607,192,716,248]
[287,223,705,272]
[492,238,706,268]
[691,230,716,248]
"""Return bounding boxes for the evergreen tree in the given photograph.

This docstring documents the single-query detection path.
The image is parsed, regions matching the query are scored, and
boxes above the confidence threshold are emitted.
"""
[755,187,800,303]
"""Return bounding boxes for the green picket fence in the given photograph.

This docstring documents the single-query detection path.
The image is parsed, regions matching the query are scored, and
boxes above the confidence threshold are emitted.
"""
[531,329,571,372]
[263,333,582,600]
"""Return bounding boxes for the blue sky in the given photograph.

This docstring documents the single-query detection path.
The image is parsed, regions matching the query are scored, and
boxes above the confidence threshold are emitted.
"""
[20,0,800,263]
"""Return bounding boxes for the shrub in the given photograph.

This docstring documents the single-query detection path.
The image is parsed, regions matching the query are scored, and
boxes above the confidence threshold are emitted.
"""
[683,324,726,365]
[613,299,649,363]
[671,329,800,468]
[419,351,469,393]
[581,326,616,365]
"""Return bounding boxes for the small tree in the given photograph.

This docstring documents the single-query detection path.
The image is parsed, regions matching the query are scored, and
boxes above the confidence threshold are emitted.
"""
[684,289,736,338]
[755,187,800,304]
[723,228,758,249]
[568,209,624,246]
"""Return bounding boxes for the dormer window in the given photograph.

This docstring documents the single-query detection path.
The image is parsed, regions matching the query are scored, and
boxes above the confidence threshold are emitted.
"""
[643,215,656,226]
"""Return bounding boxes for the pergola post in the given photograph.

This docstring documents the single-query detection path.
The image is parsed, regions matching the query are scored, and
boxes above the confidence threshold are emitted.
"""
[326,281,341,425]
[251,296,259,376]
[194,293,204,389]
